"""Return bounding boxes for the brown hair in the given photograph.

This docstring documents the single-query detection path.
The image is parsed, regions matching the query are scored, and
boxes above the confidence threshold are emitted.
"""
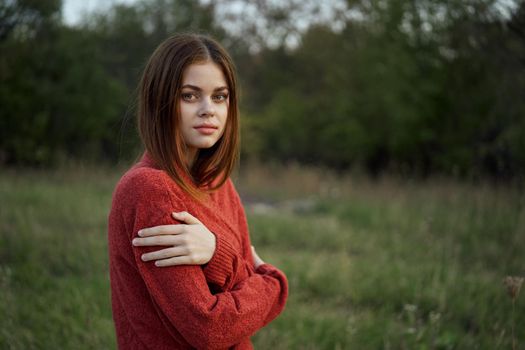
[138,33,239,199]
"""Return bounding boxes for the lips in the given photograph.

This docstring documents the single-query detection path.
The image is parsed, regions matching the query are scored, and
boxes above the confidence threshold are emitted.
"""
[194,123,218,130]
[194,124,218,135]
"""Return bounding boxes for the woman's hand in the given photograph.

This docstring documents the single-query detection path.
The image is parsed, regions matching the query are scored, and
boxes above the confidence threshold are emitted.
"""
[251,246,265,269]
[132,211,216,267]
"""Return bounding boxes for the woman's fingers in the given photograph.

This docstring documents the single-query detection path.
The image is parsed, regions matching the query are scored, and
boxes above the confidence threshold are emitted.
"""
[133,212,215,267]
[132,235,183,247]
[172,211,201,225]
[154,256,196,267]
[141,246,188,261]
[136,210,202,237]
[138,224,186,237]
[251,245,265,269]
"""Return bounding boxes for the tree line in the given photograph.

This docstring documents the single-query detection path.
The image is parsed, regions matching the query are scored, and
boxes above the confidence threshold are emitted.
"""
[1,0,524,179]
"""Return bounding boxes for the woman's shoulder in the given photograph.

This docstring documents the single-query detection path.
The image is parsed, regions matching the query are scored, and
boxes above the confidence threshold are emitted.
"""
[119,163,166,187]
[113,162,181,203]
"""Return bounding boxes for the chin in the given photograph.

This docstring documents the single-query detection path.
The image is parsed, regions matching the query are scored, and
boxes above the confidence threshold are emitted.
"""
[194,140,219,149]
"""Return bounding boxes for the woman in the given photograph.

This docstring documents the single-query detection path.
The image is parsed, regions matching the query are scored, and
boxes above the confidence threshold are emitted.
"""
[108,34,288,349]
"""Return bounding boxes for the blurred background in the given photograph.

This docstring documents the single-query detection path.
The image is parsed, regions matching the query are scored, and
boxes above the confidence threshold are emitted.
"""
[1,0,524,349]
[1,0,524,179]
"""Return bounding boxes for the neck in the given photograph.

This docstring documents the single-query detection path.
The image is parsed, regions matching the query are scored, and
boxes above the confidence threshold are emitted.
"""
[186,147,198,168]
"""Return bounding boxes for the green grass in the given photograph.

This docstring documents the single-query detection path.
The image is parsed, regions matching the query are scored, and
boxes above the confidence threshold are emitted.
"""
[1,164,524,349]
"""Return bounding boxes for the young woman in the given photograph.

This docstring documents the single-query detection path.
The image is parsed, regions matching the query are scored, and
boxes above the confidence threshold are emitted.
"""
[108,34,288,349]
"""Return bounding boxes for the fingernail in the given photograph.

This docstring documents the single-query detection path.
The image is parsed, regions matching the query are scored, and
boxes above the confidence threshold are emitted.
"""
[172,212,179,216]
[141,254,146,261]
[132,239,138,245]
[154,261,160,266]
[138,230,144,236]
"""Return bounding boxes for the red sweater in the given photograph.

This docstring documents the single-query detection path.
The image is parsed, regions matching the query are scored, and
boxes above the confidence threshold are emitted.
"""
[107,153,288,349]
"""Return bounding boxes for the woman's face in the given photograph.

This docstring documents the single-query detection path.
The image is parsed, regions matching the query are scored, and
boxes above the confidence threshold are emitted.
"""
[179,61,229,162]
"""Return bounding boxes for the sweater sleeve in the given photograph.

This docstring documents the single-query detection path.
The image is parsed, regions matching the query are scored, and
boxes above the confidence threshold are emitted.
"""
[203,179,275,292]
[201,228,253,291]
[123,170,288,349]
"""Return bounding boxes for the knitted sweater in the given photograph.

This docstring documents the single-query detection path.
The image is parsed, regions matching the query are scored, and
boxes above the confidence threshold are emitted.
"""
[107,153,288,350]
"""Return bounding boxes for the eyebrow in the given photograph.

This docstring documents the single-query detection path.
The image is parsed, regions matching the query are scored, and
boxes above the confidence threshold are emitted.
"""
[181,84,229,92]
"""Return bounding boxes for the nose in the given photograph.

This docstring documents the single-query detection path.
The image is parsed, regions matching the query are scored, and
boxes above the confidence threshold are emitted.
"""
[198,97,215,118]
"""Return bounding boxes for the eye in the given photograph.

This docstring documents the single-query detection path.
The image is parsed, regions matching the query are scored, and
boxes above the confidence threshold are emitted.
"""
[212,93,229,102]
[181,92,198,102]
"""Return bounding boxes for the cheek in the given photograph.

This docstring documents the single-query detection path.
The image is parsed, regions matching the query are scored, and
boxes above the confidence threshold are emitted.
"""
[219,103,229,121]
[180,102,191,114]
[179,104,195,125]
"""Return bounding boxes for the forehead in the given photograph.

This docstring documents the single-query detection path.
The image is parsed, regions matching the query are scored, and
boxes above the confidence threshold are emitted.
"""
[181,61,227,88]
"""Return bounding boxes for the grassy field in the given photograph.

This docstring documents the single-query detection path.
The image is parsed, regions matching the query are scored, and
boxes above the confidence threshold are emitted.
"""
[1,162,524,349]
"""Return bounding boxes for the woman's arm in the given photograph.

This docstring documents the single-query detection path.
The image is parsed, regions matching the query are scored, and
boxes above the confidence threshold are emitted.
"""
[133,210,254,291]
[115,169,288,348]
[131,244,287,349]
[133,215,266,270]
[133,211,217,267]
[132,178,265,290]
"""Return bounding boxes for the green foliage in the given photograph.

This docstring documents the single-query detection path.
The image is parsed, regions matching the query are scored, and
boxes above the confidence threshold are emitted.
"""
[1,0,524,178]
[1,166,523,348]
[239,0,525,178]
[0,167,118,349]
[0,0,225,166]
[0,1,127,165]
